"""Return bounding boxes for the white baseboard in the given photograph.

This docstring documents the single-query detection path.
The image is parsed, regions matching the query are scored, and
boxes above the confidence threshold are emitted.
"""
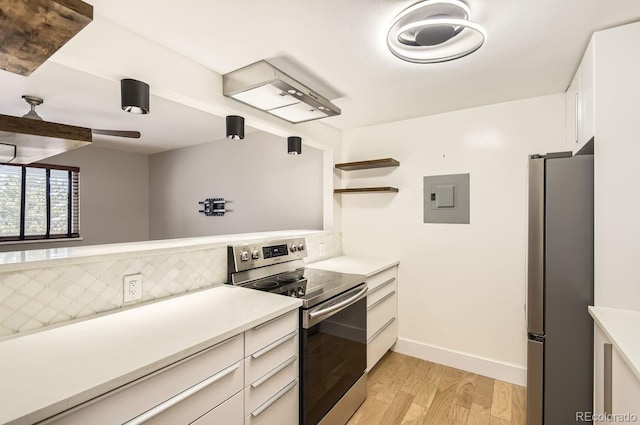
[392,337,527,386]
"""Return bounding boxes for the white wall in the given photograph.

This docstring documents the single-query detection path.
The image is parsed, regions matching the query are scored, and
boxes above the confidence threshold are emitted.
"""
[341,94,566,384]
[0,145,149,252]
[148,132,324,239]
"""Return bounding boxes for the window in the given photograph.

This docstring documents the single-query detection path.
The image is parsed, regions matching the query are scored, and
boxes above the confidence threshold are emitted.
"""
[0,163,79,242]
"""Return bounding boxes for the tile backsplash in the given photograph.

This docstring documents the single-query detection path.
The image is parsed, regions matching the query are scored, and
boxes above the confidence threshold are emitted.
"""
[0,232,341,338]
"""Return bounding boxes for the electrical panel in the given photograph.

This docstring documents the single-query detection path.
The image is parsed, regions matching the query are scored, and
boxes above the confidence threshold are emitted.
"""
[423,173,470,224]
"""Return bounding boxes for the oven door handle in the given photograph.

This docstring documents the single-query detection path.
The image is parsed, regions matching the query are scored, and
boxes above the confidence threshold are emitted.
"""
[308,285,368,321]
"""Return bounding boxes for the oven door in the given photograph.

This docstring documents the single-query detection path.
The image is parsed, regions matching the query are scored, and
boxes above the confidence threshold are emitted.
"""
[300,283,367,425]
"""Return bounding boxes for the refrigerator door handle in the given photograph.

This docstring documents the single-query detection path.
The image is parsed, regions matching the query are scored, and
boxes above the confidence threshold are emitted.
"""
[527,339,544,425]
[527,157,545,335]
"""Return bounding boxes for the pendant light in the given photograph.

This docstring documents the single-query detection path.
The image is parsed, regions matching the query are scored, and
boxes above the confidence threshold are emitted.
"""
[288,136,302,155]
[121,79,150,114]
[226,115,245,140]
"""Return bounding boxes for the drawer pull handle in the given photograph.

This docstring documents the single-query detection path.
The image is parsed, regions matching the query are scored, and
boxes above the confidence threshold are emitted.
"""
[253,311,293,330]
[367,277,396,295]
[252,331,297,359]
[251,356,297,388]
[368,317,396,343]
[604,343,612,415]
[123,362,240,425]
[251,380,298,417]
[210,334,238,349]
[367,291,396,311]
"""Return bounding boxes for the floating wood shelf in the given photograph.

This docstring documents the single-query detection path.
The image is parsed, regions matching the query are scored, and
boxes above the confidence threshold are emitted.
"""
[334,187,399,194]
[335,158,400,171]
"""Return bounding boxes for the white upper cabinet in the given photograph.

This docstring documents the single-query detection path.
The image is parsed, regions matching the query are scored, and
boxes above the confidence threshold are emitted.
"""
[578,39,595,148]
[565,70,579,148]
[594,21,640,311]
[566,38,595,153]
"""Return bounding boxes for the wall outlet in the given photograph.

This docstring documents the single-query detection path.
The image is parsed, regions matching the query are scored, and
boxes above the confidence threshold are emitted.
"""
[123,274,143,303]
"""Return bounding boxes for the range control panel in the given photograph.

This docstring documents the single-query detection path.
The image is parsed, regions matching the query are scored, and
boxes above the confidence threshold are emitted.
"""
[228,238,307,273]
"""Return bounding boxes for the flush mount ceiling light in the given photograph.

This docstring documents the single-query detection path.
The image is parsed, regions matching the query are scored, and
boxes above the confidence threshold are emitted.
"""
[121,79,150,114]
[223,61,341,124]
[226,115,245,140]
[387,0,486,64]
[288,136,302,155]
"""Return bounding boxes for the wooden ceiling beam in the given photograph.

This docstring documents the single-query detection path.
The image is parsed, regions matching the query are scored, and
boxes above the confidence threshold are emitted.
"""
[0,0,93,76]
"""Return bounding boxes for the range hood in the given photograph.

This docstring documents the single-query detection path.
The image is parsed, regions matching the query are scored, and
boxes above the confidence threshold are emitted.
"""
[223,60,341,124]
[0,114,92,164]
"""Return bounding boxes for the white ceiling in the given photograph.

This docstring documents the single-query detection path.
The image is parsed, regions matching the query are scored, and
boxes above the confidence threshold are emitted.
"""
[0,62,259,154]
[2,0,640,156]
[82,0,640,130]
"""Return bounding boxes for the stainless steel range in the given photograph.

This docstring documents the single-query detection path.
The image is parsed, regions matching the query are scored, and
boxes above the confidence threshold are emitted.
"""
[227,238,367,425]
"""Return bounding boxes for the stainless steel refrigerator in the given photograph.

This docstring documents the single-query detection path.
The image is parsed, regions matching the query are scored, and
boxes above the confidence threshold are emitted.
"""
[527,152,594,425]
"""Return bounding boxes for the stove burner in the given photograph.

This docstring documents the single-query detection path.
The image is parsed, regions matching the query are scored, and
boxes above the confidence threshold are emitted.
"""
[253,280,280,289]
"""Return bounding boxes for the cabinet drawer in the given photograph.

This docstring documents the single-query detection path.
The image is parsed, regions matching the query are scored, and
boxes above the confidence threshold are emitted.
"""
[612,348,640,418]
[367,291,397,340]
[367,317,398,372]
[366,267,397,294]
[245,330,298,386]
[245,379,299,425]
[367,276,396,309]
[44,335,243,425]
[245,310,298,356]
[245,355,299,413]
[191,390,243,425]
[131,360,243,425]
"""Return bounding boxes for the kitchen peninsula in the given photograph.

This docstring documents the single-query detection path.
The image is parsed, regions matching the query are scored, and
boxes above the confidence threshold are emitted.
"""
[0,230,340,424]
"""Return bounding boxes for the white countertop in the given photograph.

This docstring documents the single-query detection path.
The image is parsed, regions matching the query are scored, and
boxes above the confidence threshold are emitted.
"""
[0,285,301,425]
[589,306,640,382]
[307,255,399,277]
[0,230,327,273]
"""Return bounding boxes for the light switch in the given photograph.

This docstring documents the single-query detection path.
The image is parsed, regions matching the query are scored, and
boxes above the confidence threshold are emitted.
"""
[433,184,455,208]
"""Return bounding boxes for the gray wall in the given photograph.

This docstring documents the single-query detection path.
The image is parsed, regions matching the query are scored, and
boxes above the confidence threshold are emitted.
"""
[148,132,323,239]
[0,145,150,252]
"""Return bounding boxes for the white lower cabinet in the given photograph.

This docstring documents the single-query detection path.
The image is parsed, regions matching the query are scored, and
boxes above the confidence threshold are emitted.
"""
[192,391,243,425]
[42,310,300,425]
[44,335,244,425]
[139,360,243,425]
[245,378,299,425]
[245,355,298,413]
[594,324,640,424]
[367,316,398,372]
[366,266,398,371]
[244,309,299,425]
[611,349,640,421]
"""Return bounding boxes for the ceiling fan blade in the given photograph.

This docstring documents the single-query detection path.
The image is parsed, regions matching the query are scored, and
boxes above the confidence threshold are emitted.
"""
[92,129,141,139]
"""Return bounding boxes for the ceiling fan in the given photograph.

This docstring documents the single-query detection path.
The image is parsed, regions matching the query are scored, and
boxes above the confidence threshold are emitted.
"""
[20,95,141,139]
[0,95,143,164]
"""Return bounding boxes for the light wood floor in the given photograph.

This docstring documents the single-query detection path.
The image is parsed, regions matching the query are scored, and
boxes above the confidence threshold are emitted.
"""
[346,352,526,425]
